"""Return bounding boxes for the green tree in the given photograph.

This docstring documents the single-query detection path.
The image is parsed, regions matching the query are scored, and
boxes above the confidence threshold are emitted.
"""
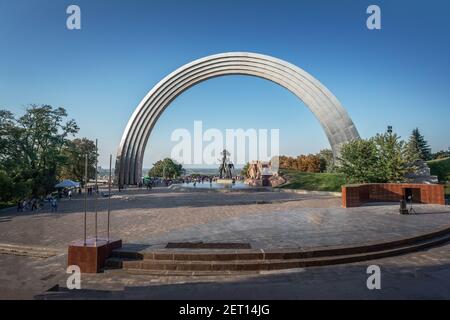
[60,138,97,186]
[318,149,334,172]
[337,139,381,183]
[0,105,78,198]
[148,158,183,178]
[406,128,431,161]
[373,131,409,182]
[338,128,419,183]
[0,170,13,203]
[0,110,22,172]
[431,150,450,160]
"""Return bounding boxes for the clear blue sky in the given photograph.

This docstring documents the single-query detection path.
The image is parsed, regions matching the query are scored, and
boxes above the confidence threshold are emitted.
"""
[1,0,449,167]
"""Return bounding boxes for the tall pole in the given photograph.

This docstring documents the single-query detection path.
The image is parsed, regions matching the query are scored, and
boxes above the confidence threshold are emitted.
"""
[94,139,98,243]
[107,154,112,242]
[84,154,88,246]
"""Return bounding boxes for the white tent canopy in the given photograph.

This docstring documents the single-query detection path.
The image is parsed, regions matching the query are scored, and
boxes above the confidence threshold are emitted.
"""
[54,179,80,189]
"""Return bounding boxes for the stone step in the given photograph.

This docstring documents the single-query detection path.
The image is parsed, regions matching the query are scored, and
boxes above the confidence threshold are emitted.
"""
[0,243,62,258]
[106,233,450,274]
[125,269,262,277]
[111,225,450,262]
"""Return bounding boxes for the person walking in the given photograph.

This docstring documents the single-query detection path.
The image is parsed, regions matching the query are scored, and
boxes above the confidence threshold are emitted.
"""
[68,189,72,200]
[31,198,37,211]
[51,197,58,212]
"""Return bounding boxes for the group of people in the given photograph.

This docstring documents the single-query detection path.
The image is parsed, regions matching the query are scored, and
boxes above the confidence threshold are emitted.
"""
[182,176,215,186]
[16,196,58,213]
[147,178,172,187]
[137,178,173,190]
[15,185,103,214]
[86,185,98,195]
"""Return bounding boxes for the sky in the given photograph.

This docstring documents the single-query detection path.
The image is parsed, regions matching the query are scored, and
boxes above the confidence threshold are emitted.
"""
[1,0,450,168]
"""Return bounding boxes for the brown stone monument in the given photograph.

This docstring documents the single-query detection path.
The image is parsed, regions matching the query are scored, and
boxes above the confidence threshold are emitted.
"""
[68,238,122,273]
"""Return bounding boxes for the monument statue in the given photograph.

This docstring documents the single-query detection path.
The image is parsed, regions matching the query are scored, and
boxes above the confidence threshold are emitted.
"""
[245,160,285,187]
[405,159,439,184]
[247,160,275,179]
[219,149,234,179]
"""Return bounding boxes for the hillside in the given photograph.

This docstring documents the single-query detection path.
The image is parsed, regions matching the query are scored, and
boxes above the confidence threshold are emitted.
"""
[427,157,450,182]
[278,170,346,192]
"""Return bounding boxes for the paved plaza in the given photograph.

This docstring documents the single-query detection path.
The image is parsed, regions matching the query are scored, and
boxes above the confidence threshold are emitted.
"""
[0,188,342,250]
[0,187,449,299]
[44,244,450,300]
[1,188,449,250]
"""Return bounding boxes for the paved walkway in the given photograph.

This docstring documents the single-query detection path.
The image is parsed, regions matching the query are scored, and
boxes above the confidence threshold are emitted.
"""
[0,188,339,249]
[2,242,450,299]
[1,188,449,299]
[0,188,448,250]
[135,204,450,249]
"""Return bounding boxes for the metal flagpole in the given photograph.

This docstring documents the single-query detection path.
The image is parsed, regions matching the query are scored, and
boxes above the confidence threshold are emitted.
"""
[107,154,112,242]
[94,139,98,243]
[84,154,88,246]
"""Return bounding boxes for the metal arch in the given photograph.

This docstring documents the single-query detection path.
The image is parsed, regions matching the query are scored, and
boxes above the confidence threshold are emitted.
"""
[115,52,360,185]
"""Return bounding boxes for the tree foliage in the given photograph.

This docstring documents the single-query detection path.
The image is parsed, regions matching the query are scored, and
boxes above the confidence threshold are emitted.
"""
[430,150,450,160]
[338,139,381,183]
[60,138,97,186]
[148,158,183,178]
[405,128,431,161]
[373,131,409,182]
[0,105,79,197]
[279,154,323,173]
[318,149,335,172]
[0,105,96,205]
[338,129,416,183]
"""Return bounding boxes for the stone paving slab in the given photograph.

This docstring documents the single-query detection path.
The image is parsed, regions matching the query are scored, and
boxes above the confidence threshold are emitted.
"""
[120,204,450,249]
[28,243,450,299]
[0,189,448,251]
[0,188,340,249]
[0,188,449,299]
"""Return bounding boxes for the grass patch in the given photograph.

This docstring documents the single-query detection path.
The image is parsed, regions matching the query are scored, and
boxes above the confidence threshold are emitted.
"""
[427,157,450,182]
[278,170,346,192]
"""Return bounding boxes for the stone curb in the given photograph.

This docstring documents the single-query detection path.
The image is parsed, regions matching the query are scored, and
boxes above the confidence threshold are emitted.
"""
[273,188,342,197]
[168,185,271,193]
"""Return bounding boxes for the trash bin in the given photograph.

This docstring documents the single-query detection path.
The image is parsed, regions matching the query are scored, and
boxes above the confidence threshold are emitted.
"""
[399,199,408,215]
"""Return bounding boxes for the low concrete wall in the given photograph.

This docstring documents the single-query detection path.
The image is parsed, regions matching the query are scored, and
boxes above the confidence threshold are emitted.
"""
[342,183,445,208]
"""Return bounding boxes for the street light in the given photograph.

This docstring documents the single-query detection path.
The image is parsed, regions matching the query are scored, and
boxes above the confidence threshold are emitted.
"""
[387,125,393,134]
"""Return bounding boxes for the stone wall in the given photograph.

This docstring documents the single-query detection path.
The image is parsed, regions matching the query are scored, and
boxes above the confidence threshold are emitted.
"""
[342,183,445,208]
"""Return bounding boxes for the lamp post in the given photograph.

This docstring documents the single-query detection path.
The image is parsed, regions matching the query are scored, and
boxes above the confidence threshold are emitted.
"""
[83,154,87,246]
[94,139,98,244]
[107,154,112,242]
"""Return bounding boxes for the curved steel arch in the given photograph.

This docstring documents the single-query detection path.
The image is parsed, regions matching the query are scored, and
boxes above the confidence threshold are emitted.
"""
[115,52,359,185]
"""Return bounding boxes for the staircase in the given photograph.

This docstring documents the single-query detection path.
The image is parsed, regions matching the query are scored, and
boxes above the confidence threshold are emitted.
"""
[105,226,450,276]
